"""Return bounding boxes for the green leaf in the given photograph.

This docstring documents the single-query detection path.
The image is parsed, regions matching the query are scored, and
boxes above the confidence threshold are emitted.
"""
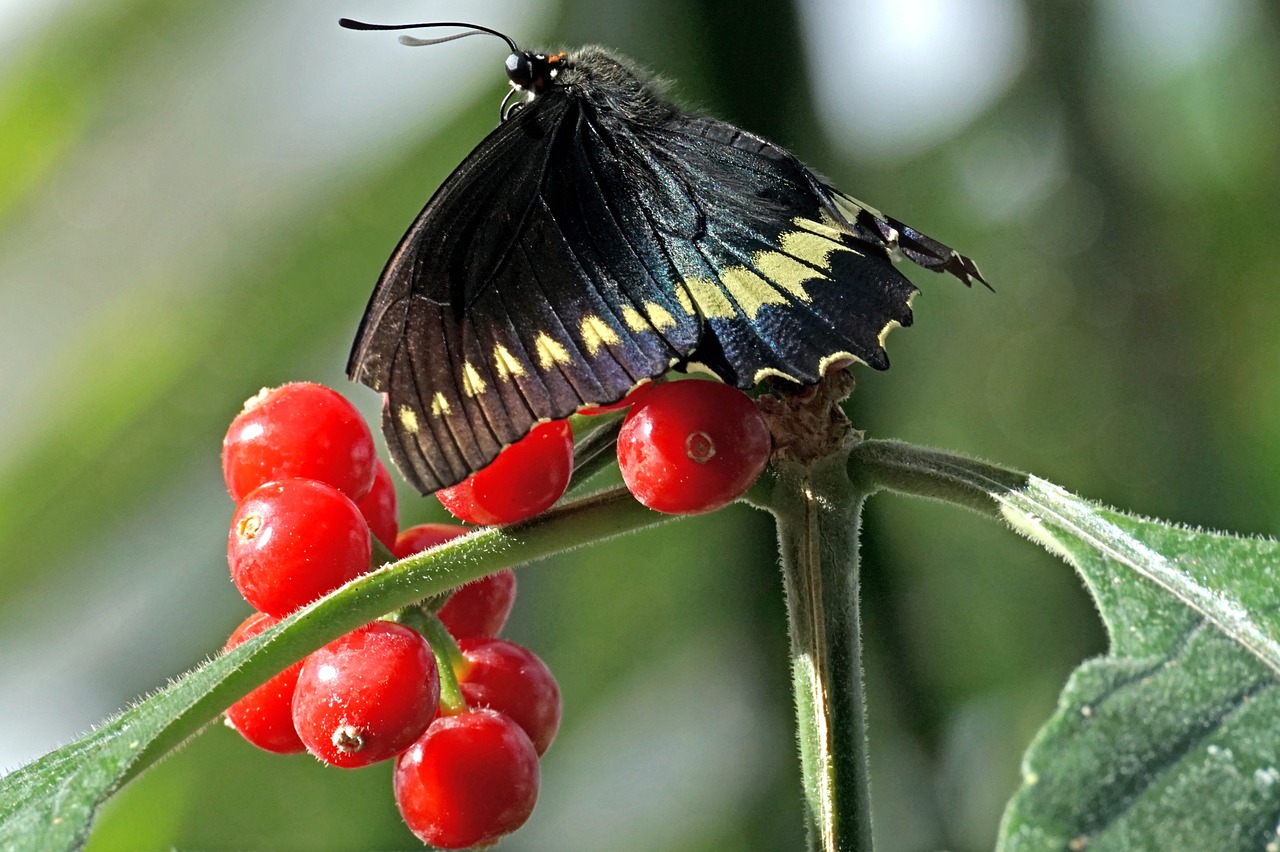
[997,480,1280,851]
[0,487,666,852]
[852,441,1280,851]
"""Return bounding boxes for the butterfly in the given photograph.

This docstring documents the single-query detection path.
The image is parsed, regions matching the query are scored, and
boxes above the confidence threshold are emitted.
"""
[341,19,987,496]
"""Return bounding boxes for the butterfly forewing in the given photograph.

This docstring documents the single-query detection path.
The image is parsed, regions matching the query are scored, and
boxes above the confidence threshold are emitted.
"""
[351,94,709,494]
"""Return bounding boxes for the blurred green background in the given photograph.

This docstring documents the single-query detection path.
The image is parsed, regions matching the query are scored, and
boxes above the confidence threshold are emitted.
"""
[2,0,1278,849]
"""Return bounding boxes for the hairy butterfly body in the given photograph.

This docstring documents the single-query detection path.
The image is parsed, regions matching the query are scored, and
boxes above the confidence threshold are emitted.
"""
[343,21,987,495]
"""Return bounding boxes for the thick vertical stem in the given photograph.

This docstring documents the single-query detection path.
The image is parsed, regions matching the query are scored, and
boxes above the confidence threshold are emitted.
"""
[767,452,873,852]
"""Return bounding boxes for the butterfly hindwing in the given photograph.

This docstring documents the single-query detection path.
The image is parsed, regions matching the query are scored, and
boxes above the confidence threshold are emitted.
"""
[608,112,920,387]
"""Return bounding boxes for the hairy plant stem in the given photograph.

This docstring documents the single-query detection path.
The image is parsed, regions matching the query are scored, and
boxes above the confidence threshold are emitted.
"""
[740,428,1032,851]
[848,439,1026,517]
[761,451,874,852]
[746,370,878,850]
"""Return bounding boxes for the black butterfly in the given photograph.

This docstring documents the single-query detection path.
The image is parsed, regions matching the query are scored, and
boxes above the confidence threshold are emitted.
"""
[342,19,987,496]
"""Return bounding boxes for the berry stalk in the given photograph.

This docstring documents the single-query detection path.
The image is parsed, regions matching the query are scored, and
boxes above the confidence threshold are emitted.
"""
[395,606,470,716]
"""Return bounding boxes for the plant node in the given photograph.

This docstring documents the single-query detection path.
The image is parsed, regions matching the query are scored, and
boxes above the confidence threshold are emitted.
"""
[757,369,860,467]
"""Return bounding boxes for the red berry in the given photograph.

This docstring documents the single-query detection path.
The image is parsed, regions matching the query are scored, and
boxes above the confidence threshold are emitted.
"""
[436,420,574,525]
[223,613,305,754]
[228,478,371,616]
[357,459,399,550]
[395,524,517,638]
[439,571,517,639]
[292,621,440,768]
[617,380,771,514]
[223,383,377,503]
[393,522,469,559]
[458,638,560,756]
[394,709,540,849]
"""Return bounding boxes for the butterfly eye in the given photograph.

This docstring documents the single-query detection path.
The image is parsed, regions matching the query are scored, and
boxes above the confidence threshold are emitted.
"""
[505,52,535,89]
[506,52,565,94]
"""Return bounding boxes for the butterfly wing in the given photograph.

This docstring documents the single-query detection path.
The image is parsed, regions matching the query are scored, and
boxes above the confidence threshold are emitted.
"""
[348,93,704,494]
[823,186,988,289]
[349,85,984,495]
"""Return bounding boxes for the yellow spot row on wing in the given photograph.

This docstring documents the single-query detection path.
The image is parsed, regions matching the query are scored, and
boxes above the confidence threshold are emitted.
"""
[425,217,861,418]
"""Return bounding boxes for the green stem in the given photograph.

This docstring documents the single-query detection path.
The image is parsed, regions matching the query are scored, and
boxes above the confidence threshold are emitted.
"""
[758,452,874,852]
[849,439,1027,516]
[741,438,1028,850]
[396,607,469,715]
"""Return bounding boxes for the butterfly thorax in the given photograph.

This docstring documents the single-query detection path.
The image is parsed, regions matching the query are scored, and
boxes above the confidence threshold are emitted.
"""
[508,45,673,126]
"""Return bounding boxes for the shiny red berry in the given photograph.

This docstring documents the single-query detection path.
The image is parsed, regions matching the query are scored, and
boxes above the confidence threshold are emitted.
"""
[356,459,399,550]
[394,709,540,849]
[458,638,560,756]
[228,478,371,616]
[222,382,377,503]
[223,613,305,754]
[292,621,440,768]
[395,524,517,639]
[436,420,574,525]
[617,380,771,514]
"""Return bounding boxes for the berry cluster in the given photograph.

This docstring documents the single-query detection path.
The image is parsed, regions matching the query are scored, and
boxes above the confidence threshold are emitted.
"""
[220,383,558,848]
[216,376,772,846]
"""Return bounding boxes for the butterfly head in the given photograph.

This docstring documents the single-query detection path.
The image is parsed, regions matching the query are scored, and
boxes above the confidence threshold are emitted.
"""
[505,51,568,95]
[338,19,570,118]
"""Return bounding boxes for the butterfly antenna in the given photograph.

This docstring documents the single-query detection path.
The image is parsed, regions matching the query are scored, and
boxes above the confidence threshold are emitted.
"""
[397,31,495,48]
[338,18,518,53]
